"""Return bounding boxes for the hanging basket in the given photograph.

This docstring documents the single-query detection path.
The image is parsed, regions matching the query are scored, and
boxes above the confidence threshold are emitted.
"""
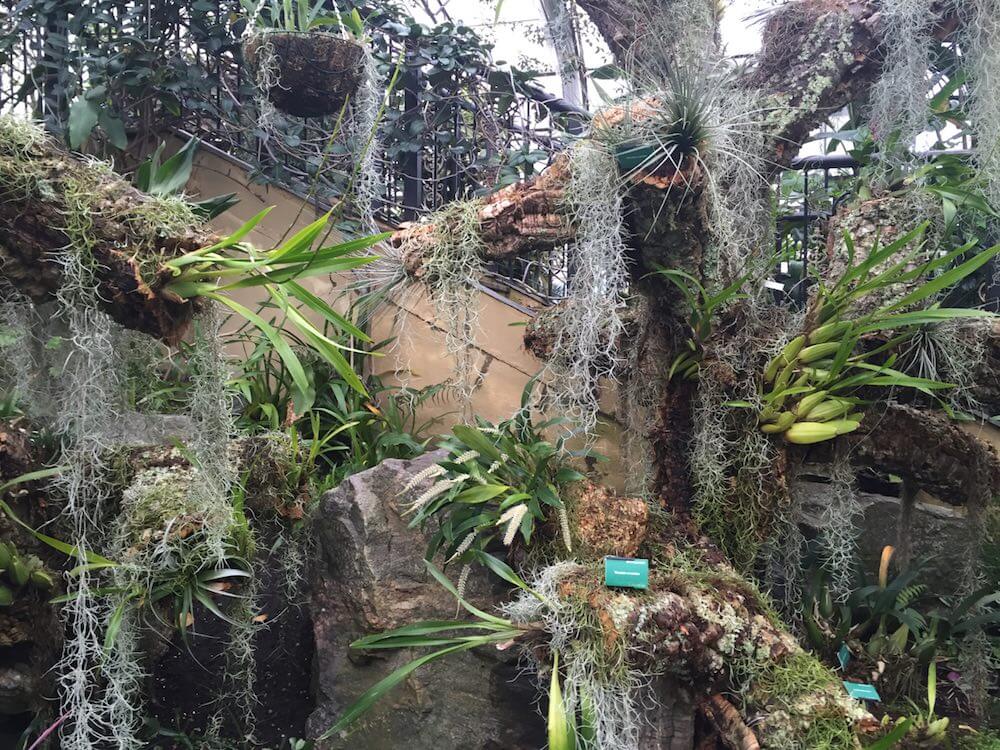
[243,32,366,118]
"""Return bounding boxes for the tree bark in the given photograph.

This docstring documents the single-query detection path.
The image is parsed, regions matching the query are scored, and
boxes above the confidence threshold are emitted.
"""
[847,403,1000,507]
[0,139,206,344]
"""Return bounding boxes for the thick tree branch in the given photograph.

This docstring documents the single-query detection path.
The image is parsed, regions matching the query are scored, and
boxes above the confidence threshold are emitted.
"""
[0,138,206,343]
[847,403,1000,507]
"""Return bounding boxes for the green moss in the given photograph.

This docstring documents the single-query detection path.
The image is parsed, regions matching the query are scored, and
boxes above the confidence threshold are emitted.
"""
[0,115,199,273]
[0,115,46,158]
[752,652,862,750]
[118,463,202,546]
[961,731,1000,750]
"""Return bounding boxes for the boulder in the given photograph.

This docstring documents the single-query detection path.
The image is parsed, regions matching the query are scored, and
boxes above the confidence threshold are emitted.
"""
[795,478,973,594]
[306,450,700,749]
[305,450,544,750]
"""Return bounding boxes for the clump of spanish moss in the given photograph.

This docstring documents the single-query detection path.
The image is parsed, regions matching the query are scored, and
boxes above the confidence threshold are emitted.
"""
[690,300,799,573]
[406,198,488,409]
[812,447,862,602]
[868,0,937,162]
[48,156,138,750]
[351,46,383,233]
[959,0,1000,211]
[543,141,630,435]
[503,562,648,750]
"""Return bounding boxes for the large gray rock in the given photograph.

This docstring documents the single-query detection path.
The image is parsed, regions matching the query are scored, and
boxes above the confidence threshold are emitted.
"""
[305,451,545,750]
[306,451,699,749]
[795,479,973,594]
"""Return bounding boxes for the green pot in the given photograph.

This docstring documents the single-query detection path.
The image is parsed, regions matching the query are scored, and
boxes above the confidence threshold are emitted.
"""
[613,141,658,173]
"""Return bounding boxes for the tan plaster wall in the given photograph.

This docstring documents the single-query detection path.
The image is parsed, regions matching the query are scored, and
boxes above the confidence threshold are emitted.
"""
[180,142,627,490]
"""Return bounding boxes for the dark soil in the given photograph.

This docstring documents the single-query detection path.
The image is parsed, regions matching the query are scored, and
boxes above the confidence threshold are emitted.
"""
[148,527,315,747]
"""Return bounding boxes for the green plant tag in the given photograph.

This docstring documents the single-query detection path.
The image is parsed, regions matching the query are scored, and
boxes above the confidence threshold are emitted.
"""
[843,681,880,701]
[837,643,851,670]
[603,556,649,590]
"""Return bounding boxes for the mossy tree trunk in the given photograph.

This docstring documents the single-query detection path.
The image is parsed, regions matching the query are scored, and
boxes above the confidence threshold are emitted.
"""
[0,139,206,343]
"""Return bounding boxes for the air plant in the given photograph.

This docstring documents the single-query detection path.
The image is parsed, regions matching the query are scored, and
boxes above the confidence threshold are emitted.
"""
[599,68,717,186]
[161,208,389,410]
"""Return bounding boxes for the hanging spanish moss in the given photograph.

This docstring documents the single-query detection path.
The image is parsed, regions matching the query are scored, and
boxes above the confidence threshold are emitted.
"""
[763,485,807,615]
[0,282,45,410]
[813,446,862,602]
[188,307,263,737]
[52,248,132,749]
[616,0,718,82]
[218,555,262,742]
[402,198,487,408]
[868,0,936,160]
[959,0,1000,211]
[187,306,238,559]
[544,141,630,435]
[701,81,772,287]
[351,47,383,233]
[690,300,798,573]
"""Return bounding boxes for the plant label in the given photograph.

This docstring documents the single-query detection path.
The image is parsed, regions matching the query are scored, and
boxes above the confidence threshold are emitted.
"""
[837,643,851,670]
[843,681,880,702]
[604,556,649,590]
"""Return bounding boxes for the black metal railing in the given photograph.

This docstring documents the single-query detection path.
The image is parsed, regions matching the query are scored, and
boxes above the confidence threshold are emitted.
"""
[0,3,587,217]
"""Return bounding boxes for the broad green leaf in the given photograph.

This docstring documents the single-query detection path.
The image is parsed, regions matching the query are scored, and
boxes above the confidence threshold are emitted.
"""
[454,484,509,504]
[148,137,200,195]
[98,110,128,149]
[864,719,912,750]
[207,293,313,412]
[472,550,539,599]
[451,425,503,461]
[68,96,100,149]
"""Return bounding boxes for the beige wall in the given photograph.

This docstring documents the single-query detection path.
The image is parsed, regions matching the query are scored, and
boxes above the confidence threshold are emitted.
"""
[182,142,627,489]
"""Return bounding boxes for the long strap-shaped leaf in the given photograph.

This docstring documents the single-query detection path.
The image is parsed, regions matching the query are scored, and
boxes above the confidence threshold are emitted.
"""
[317,639,509,740]
[206,292,314,410]
[0,468,118,567]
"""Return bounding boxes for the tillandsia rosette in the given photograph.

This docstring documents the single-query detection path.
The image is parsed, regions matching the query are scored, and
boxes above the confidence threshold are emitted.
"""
[755,224,999,444]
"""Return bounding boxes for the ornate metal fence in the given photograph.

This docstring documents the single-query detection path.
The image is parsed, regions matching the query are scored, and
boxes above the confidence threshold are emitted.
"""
[0,2,587,223]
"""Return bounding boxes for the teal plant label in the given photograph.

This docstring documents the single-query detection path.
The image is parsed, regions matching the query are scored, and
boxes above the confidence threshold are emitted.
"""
[837,643,851,670]
[843,681,880,701]
[603,556,649,590]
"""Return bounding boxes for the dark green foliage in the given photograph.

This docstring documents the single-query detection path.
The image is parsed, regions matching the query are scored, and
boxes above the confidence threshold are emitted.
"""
[409,379,592,565]
[230,329,443,488]
[801,553,1000,703]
